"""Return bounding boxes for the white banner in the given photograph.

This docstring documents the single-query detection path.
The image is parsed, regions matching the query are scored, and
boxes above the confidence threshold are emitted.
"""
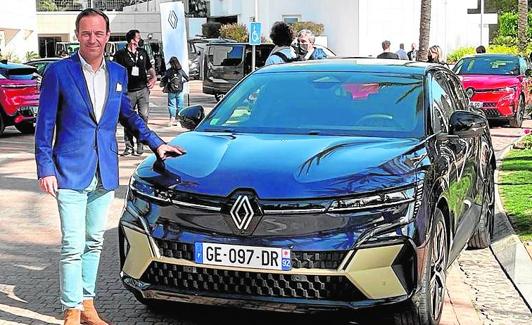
[160,1,189,95]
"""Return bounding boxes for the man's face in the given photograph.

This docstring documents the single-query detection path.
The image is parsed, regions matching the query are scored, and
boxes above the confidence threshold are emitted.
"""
[297,35,313,51]
[411,43,417,51]
[130,33,141,48]
[75,15,110,62]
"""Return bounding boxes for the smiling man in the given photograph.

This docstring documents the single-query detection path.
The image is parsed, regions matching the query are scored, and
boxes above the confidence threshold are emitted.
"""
[34,8,184,325]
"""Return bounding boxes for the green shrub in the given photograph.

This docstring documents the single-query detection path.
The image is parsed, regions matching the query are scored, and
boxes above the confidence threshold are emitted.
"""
[292,21,325,36]
[498,11,532,39]
[220,24,248,43]
[447,47,476,64]
[492,35,519,47]
[447,44,531,64]
[202,22,221,38]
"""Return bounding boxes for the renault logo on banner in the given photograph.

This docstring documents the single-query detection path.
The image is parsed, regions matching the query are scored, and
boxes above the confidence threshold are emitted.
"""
[230,195,255,230]
[168,10,178,29]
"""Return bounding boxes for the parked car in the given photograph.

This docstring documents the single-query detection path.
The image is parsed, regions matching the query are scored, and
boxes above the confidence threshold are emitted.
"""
[202,41,274,101]
[119,59,495,324]
[453,54,531,127]
[0,61,39,135]
[25,57,62,81]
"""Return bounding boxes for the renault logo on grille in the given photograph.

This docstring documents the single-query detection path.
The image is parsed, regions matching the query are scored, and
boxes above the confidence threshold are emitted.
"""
[230,195,255,230]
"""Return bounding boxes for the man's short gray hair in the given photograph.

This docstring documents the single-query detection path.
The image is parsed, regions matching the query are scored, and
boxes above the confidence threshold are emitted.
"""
[297,29,315,44]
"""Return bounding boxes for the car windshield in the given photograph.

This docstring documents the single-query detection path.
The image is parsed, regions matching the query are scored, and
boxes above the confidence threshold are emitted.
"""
[453,56,520,75]
[197,71,425,138]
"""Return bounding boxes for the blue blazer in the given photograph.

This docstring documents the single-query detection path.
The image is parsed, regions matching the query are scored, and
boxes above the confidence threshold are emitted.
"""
[35,53,164,190]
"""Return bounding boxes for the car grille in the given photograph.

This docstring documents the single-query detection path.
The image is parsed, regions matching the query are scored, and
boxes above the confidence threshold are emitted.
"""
[141,261,365,301]
[483,108,501,118]
[154,238,347,270]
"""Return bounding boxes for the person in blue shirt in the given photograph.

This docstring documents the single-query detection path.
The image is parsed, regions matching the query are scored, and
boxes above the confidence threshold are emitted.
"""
[265,21,298,65]
[295,29,328,61]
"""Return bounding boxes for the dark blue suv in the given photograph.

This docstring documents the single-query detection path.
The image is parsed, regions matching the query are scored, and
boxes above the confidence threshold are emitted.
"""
[119,59,495,325]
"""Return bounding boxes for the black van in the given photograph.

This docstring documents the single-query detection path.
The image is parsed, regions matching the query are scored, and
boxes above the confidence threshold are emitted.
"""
[202,42,274,101]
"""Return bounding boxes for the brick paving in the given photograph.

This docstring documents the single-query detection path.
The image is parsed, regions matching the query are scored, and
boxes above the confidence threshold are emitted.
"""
[0,81,529,324]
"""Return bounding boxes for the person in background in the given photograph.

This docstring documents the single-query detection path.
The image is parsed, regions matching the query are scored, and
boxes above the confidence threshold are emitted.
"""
[265,21,298,65]
[476,45,486,54]
[377,40,399,59]
[113,29,156,156]
[428,45,448,66]
[407,43,417,61]
[161,56,189,126]
[295,29,327,61]
[396,43,408,60]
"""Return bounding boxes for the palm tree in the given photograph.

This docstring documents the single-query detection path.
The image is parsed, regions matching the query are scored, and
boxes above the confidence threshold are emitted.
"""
[518,0,528,53]
[418,0,431,61]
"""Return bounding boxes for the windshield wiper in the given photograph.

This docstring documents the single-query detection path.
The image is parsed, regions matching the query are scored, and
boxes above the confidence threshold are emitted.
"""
[203,128,236,133]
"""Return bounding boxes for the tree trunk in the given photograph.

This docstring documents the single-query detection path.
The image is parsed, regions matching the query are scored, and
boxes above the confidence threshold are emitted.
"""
[418,0,432,61]
[518,0,528,53]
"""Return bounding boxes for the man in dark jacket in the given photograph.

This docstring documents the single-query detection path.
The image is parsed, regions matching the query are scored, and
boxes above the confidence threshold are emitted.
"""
[377,40,399,59]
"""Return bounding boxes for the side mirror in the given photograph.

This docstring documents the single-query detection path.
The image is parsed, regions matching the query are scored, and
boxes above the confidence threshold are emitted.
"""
[525,68,532,77]
[449,110,488,138]
[178,105,205,130]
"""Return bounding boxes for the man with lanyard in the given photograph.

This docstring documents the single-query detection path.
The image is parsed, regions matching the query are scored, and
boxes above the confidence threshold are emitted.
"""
[113,29,156,156]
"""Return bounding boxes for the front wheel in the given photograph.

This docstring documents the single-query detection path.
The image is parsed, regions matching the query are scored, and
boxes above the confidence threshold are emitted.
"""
[468,163,495,249]
[509,96,525,128]
[393,208,448,325]
[15,121,35,134]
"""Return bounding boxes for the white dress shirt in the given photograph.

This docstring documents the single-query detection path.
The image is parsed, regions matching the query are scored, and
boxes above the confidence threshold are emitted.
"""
[79,53,108,123]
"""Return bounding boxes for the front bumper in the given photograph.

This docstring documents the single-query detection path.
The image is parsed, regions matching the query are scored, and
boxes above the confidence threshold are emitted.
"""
[470,91,517,119]
[119,223,418,311]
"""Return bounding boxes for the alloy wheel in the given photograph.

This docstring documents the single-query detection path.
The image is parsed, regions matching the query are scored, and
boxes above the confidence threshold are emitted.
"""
[429,219,447,320]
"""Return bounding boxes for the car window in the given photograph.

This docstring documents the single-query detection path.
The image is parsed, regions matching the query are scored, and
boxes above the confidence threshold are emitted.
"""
[208,45,244,66]
[198,71,425,138]
[519,57,527,75]
[0,67,36,80]
[441,72,466,111]
[430,73,454,134]
[453,56,520,75]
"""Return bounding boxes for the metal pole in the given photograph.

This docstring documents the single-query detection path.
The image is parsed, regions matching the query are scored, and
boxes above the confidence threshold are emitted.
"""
[480,0,484,45]
[251,0,259,71]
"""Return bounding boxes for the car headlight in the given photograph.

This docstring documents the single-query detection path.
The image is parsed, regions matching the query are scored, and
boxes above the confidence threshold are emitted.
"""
[328,186,417,212]
[129,174,172,204]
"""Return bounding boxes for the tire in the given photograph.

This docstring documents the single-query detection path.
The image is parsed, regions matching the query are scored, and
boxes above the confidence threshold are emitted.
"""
[509,96,525,128]
[393,208,447,325]
[468,163,495,249]
[0,113,5,136]
[15,121,35,134]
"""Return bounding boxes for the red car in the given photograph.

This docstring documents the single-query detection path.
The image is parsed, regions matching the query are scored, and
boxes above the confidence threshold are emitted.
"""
[0,61,39,136]
[453,54,530,127]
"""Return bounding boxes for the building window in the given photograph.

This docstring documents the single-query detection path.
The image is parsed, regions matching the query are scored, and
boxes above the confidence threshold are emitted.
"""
[282,15,301,25]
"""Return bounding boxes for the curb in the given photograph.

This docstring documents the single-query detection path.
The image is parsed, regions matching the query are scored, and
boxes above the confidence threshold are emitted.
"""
[491,133,532,311]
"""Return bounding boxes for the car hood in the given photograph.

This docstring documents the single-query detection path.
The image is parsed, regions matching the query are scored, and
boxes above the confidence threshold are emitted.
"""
[136,132,426,199]
[460,74,521,90]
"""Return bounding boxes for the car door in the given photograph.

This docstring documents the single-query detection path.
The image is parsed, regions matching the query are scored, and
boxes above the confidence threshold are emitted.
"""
[429,71,479,261]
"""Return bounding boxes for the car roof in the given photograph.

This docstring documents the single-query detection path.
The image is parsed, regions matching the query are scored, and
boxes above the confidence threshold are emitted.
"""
[255,58,437,75]
[460,53,522,60]
[25,58,62,63]
[0,61,36,70]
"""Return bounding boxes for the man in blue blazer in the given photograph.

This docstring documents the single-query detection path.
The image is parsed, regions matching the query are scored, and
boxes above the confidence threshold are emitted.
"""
[34,8,184,325]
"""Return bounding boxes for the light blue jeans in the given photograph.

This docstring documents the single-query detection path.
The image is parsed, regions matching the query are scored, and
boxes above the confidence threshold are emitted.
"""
[56,175,114,309]
[168,92,185,118]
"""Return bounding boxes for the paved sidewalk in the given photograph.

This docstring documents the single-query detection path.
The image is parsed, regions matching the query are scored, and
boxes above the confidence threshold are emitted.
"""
[0,82,527,324]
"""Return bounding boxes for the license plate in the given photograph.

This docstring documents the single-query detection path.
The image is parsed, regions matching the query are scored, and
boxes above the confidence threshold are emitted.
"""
[194,242,291,271]
[470,101,483,109]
